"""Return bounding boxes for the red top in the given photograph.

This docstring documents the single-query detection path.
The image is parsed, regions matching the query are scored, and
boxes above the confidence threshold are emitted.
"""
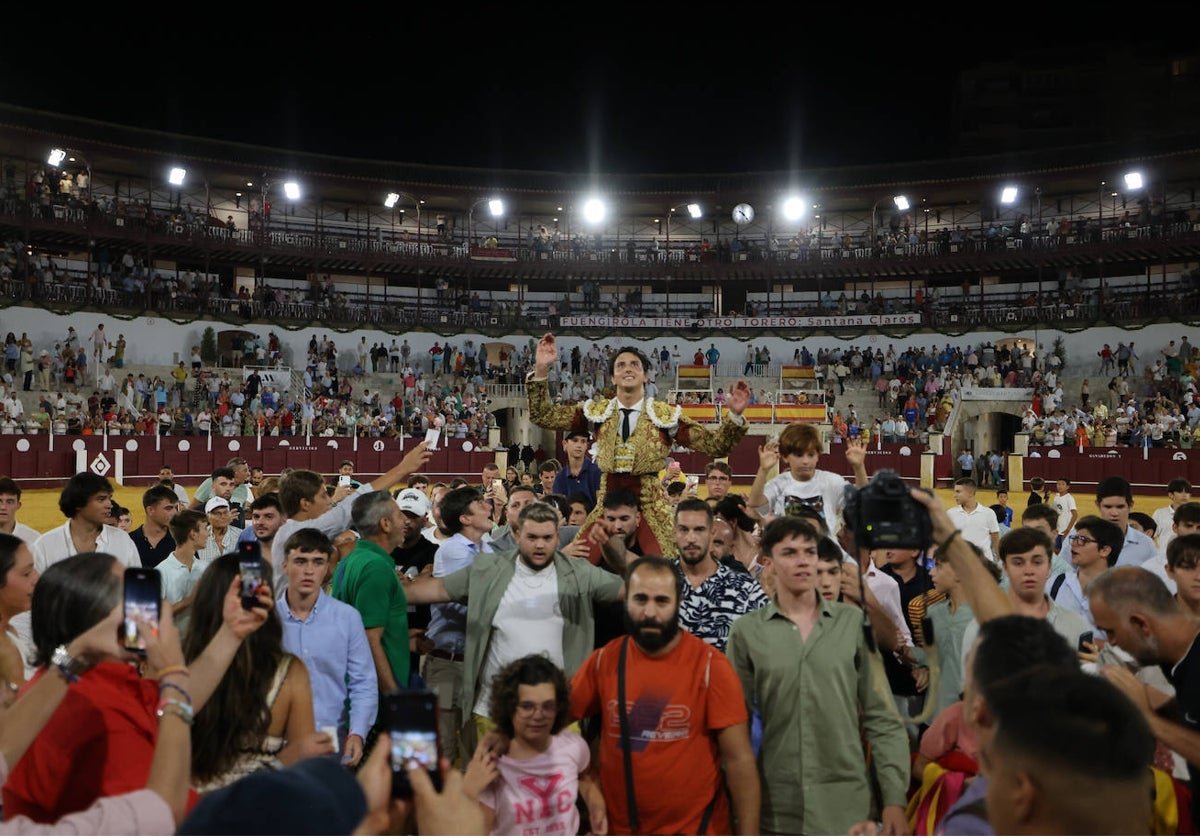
[2,661,196,822]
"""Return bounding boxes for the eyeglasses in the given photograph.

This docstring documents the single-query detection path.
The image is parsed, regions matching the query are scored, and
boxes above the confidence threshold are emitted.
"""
[1068,534,1098,545]
[516,700,558,717]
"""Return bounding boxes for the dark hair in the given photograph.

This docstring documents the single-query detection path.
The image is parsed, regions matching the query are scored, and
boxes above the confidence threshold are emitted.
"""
[999,526,1055,564]
[972,614,1078,701]
[601,486,640,512]
[487,654,571,739]
[989,503,1008,523]
[777,422,822,458]
[1167,533,1200,570]
[1175,502,1200,528]
[1074,515,1124,567]
[440,486,483,536]
[59,472,113,518]
[0,477,21,499]
[0,533,24,587]
[142,483,177,510]
[1095,476,1133,504]
[169,508,210,545]
[816,536,844,565]
[185,552,286,785]
[406,473,430,487]
[283,527,334,558]
[986,666,1153,786]
[566,492,593,514]
[30,552,121,666]
[713,495,758,533]
[248,492,282,515]
[1021,503,1058,529]
[1167,477,1193,495]
[210,466,236,482]
[760,515,821,558]
[954,477,977,491]
[1128,511,1157,537]
[674,497,713,523]
[110,504,129,520]
[537,459,561,474]
[538,493,571,522]
[666,481,687,495]
[608,346,651,377]
[1029,477,1045,491]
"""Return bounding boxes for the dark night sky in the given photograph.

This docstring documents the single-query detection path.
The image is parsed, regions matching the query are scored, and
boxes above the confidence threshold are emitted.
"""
[0,13,1182,175]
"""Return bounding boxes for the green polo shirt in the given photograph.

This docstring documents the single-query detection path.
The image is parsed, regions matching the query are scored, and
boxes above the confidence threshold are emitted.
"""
[331,539,410,688]
[726,598,910,835]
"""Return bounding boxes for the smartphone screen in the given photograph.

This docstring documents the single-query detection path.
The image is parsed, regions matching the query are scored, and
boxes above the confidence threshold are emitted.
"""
[239,557,265,611]
[123,568,162,652]
[1078,631,1095,652]
[387,690,442,798]
[338,474,352,486]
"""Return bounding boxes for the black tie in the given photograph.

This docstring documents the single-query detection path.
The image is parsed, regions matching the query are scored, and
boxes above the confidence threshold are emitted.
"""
[621,408,632,441]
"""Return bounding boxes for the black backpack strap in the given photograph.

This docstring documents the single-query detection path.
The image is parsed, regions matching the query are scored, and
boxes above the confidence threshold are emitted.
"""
[1050,572,1067,601]
[617,637,639,833]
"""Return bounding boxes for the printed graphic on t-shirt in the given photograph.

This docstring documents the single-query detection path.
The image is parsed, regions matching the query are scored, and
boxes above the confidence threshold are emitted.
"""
[605,693,691,749]
[784,494,825,521]
[508,772,576,834]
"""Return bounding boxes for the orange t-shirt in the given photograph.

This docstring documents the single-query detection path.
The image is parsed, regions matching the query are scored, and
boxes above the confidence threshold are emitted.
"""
[570,631,747,835]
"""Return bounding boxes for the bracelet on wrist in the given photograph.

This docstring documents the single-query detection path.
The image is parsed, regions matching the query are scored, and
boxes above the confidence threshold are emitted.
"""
[158,680,193,707]
[156,664,190,679]
[156,697,195,726]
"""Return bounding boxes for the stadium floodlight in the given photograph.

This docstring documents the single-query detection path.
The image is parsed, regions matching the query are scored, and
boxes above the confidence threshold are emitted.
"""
[47,148,66,167]
[168,167,186,187]
[782,197,806,222]
[1124,171,1144,190]
[283,182,301,201]
[1000,186,1018,205]
[384,192,400,208]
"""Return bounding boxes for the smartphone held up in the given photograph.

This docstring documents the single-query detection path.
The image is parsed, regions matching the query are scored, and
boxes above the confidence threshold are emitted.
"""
[237,540,267,611]
[385,689,442,798]
[122,567,162,652]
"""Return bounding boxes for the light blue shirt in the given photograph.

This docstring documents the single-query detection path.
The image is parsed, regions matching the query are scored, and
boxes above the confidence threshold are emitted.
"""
[277,589,378,738]
[427,533,490,654]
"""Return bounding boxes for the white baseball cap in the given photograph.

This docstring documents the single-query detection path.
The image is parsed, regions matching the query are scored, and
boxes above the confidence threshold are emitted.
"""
[395,488,430,518]
[204,497,231,514]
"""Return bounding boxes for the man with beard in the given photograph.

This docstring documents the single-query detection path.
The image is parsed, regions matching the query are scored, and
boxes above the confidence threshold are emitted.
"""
[672,498,767,652]
[568,555,760,835]
[402,502,624,758]
[1090,566,1200,828]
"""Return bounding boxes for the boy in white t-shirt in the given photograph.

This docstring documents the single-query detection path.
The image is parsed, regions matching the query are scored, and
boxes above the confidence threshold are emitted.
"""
[746,421,868,533]
[155,507,212,634]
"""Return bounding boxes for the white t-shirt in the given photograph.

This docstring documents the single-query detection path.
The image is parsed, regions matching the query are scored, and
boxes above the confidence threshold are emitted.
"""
[946,503,1000,563]
[156,552,211,635]
[758,468,850,534]
[474,560,564,717]
[7,522,41,544]
[32,522,141,573]
[1052,492,1077,535]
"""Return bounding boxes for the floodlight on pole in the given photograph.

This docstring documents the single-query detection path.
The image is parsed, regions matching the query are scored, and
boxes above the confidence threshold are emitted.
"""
[384,192,400,208]
[47,149,66,167]
[283,182,301,201]
[581,198,607,225]
[468,197,505,248]
[1124,171,1144,190]
[665,201,704,256]
[782,197,806,222]
[870,193,909,246]
[168,167,186,187]
[1000,186,1018,205]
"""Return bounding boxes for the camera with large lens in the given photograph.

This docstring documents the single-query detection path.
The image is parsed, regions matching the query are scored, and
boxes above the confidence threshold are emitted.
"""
[843,469,932,550]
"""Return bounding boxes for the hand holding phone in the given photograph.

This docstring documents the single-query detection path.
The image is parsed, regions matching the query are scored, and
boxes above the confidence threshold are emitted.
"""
[237,542,267,611]
[338,474,352,486]
[387,689,443,798]
[123,568,162,653]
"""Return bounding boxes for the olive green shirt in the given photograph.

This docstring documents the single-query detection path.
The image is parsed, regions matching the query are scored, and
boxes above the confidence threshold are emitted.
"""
[441,549,623,718]
[725,598,910,835]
